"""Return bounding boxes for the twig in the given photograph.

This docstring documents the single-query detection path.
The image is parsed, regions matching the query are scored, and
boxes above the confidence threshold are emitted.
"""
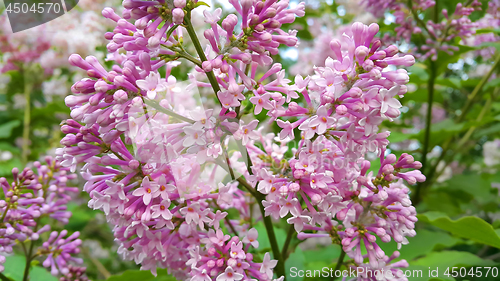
[81,246,111,279]
[143,99,195,124]
[414,54,500,201]
[0,272,11,281]
[281,223,295,260]
[413,60,436,205]
[21,66,33,165]
[213,200,239,237]
[184,14,223,106]
[330,249,346,281]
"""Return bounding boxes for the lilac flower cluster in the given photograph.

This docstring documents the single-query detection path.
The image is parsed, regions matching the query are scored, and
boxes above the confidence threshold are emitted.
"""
[0,157,85,277]
[364,0,483,60]
[58,0,424,280]
[469,0,500,59]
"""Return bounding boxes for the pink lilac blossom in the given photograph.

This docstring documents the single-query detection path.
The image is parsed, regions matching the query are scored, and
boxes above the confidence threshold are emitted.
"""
[58,0,424,280]
[0,2,112,74]
[0,157,85,276]
[364,0,483,60]
[467,0,500,59]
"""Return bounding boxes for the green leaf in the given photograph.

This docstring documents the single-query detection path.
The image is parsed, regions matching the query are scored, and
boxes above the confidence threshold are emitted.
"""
[254,222,287,253]
[408,63,429,84]
[412,119,466,148]
[412,251,496,278]
[303,244,340,264]
[0,157,22,177]
[436,44,477,75]
[441,173,499,205]
[2,255,58,281]
[387,131,413,143]
[286,247,305,281]
[477,41,500,52]
[475,123,500,138]
[475,28,500,35]
[194,1,210,8]
[0,120,21,138]
[485,78,500,91]
[377,230,461,262]
[418,212,500,248]
[435,77,462,89]
[106,269,176,281]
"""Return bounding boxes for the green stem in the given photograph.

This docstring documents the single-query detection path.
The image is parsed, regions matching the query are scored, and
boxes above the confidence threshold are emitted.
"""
[258,199,286,278]
[21,68,33,165]
[178,53,203,67]
[0,272,10,281]
[143,99,195,123]
[414,60,436,204]
[0,204,10,223]
[281,223,295,260]
[214,200,239,236]
[433,0,439,23]
[423,89,496,189]
[221,136,236,181]
[414,53,500,201]
[421,60,436,174]
[184,14,222,105]
[408,0,437,40]
[217,157,285,278]
[183,8,284,278]
[458,52,500,123]
[22,219,39,281]
[330,250,346,281]
[236,177,259,199]
[81,247,111,279]
[234,176,285,278]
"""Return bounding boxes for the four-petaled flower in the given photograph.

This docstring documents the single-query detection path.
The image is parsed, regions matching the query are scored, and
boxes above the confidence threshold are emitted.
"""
[132,177,159,205]
[260,253,278,279]
[136,72,167,99]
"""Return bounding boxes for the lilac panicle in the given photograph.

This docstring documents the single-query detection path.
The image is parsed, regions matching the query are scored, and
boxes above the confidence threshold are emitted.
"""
[58,0,424,280]
[0,157,85,277]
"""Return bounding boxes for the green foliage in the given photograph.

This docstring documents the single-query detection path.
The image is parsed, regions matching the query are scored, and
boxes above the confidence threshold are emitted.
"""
[0,120,21,138]
[2,1,500,281]
[286,248,306,281]
[254,221,287,251]
[418,212,500,249]
[105,269,176,281]
[2,255,58,281]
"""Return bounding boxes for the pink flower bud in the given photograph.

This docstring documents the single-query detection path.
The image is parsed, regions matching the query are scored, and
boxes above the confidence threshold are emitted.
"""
[174,0,186,8]
[172,8,185,24]
[336,104,347,115]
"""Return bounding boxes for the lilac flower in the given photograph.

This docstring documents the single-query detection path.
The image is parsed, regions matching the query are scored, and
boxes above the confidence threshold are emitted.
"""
[151,199,173,220]
[242,228,259,248]
[249,93,274,114]
[0,158,85,278]
[136,72,167,99]
[235,120,260,145]
[58,0,425,277]
[132,177,159,205]
[216,266,243,281]
[41,231,83,275]
[260,253,278,279]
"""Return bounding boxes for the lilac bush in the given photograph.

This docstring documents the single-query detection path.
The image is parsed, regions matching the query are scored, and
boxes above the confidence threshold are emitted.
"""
[0,157,87,280]
[54,0,426,280]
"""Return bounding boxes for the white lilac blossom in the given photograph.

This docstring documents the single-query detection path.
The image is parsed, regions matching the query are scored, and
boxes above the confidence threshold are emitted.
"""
[58,0,424,280]
[0,157,86,277]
